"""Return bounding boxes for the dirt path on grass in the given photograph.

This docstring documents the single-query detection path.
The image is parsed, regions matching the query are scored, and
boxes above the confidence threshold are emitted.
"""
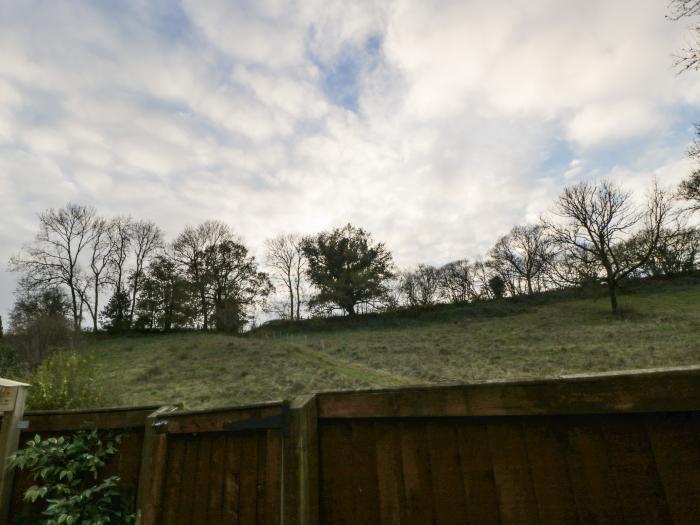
[291,344,423,387]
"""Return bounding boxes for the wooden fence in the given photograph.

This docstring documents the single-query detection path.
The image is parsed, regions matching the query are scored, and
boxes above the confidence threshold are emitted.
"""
[3,366,700,524]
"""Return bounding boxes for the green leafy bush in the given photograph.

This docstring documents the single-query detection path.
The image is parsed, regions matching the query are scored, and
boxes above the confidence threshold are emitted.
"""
[9,430,135,525]
[28,351,116,410]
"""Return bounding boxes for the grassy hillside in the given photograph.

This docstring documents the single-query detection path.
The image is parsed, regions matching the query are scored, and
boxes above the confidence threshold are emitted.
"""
[84,277,700,409]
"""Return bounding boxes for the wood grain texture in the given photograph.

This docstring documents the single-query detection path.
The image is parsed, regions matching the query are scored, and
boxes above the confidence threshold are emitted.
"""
[317,366,700,418]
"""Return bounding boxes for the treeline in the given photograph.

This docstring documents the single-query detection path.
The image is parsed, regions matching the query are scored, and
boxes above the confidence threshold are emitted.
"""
[4,173,700,350]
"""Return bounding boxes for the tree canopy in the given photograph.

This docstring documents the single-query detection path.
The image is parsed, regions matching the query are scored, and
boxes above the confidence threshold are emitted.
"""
[302,224,394,316]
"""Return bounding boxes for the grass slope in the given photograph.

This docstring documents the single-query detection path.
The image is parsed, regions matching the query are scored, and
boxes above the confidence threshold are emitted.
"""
[89,278,700,409]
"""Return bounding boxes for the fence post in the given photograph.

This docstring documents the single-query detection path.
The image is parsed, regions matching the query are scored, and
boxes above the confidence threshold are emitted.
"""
[135,405,179,525]
[283,394,319,525]
[0,379,29,525]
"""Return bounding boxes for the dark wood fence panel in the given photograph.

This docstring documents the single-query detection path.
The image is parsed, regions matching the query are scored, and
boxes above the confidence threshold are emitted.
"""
[156,429,282,525]
[318,412,700,525]
[151,403,285,525]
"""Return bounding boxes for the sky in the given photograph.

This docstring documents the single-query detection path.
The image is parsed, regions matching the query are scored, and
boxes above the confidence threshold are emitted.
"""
[1,0,700,324]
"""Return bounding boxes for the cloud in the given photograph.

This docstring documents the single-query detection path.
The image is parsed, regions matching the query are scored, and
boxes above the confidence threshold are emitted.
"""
[0,0,699,323]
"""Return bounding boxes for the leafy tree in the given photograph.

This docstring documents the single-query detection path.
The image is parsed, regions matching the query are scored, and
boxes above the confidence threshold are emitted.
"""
[202,239,272,331]
[8,282,72,366]
[172,221,232,329]
[302,224,395,316]
[135,255,194,330]
[679,169,700,213]
[0,314,3,339]
[488,275,506,299]
[101,289,131,332]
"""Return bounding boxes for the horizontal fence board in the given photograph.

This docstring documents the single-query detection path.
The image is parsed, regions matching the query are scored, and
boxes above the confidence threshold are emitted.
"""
[317,366,700,418]
[157,404,285,434]
[23,405,160,432]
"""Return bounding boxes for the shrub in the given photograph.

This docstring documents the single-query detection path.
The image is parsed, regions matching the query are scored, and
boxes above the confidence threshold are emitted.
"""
[9,430,135,525]
[27,351,115,410]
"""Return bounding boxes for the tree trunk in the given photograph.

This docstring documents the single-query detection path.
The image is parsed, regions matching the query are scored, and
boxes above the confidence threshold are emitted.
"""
[93,280,99,332]
[608,280,619,314]
[70,282,79,331]
[129,273,139,324]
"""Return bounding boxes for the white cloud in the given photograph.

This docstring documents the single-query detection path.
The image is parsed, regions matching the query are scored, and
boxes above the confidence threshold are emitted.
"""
[0,0,699,322]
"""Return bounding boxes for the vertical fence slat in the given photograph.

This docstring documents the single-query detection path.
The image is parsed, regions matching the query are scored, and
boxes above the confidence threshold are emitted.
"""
[0,383,27,525]
[284,395,319,525]
[137,406,178,525]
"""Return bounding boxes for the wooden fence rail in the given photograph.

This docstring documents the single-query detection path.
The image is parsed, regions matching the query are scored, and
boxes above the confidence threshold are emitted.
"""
[2,365,700,524]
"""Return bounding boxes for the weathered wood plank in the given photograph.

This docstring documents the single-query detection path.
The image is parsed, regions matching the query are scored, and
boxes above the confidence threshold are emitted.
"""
[426,421,467,525]
[521,418,577,524]
[158,404,285,434]
[317,366,700,418]
[398,421,434,525]
[176,436,200,523]
[0,385,27,525]
[560,417,623,524]
[487,419,540,523]
[160,437,186,525]
[645,412,700,523]
[601,416,672,523]
[137,406,179,525]
[222,433,242,524]
[351,422,380,525]
[456,422,501,524]
[374,421,407,525]
[238,432,259,524]
[192,435,213,524]
[22,405,159,432]
[319,421,355,525]
[207,434,226,524]
[256,430,269,524]
[283,395,319,525]
[264,429,282,525]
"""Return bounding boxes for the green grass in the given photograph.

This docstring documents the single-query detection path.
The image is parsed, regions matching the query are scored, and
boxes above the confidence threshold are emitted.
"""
[81,277,700,409]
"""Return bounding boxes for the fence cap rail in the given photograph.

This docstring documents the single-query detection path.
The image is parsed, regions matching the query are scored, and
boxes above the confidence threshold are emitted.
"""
[0,378,29,388]
[25,404,163,416]
[314,365,700,418]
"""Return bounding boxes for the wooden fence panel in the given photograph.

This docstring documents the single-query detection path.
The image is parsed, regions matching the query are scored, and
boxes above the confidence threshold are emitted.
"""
[3,367,700,524]
[317,412,700,525]
[150,403,285,525]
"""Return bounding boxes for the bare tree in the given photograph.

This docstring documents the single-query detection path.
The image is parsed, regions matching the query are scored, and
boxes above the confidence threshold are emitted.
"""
[81,217,113,332]
[669,0,700,71]
[107,216,133,296]
[472,259,494,299]
[544,179,672,313]
[489,224,555,295]
[172,220,233,329]
[400,264,441,306]
[128,220,164,323]
[438,259,479,303]
[265,234,305,320]
[9,204,96,329]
